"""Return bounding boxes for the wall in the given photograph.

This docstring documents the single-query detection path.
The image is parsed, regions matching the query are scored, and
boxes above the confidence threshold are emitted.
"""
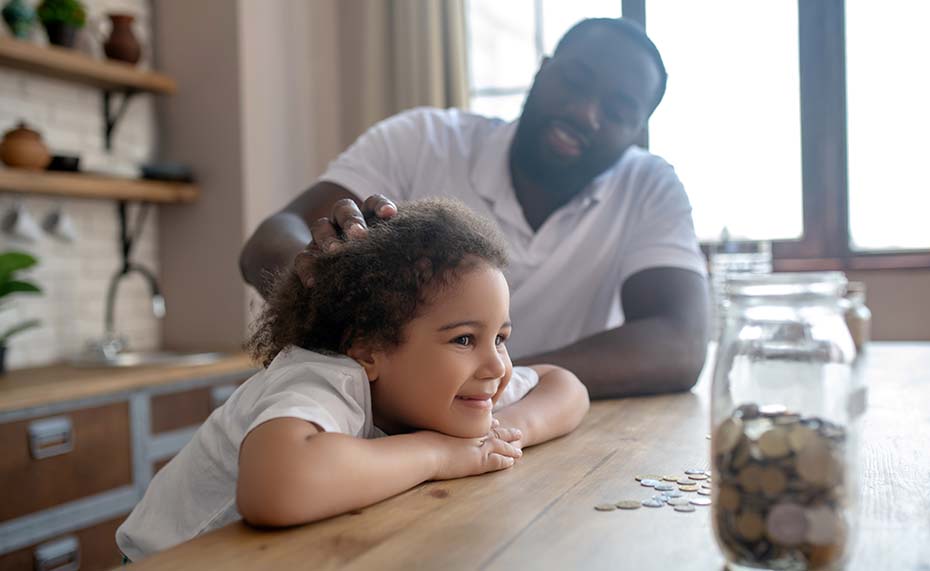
[0,0,159,369]
[847,270,930,341]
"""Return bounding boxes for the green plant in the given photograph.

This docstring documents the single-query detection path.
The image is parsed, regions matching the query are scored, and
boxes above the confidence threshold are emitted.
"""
[0,252,41,345]
[37,0,86,27]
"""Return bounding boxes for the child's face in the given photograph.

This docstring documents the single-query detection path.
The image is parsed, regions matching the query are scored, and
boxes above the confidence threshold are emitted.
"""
[368,263,513,438]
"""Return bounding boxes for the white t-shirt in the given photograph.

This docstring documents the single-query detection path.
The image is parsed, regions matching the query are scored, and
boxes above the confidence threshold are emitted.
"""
[320,107,707,359]
[116,347,539,561]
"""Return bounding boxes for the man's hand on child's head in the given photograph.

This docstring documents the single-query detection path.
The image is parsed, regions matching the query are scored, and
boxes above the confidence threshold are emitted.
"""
[296,194,397,288]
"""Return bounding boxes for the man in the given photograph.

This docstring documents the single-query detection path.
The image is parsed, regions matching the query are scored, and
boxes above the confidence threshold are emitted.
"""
[240,18,709,399]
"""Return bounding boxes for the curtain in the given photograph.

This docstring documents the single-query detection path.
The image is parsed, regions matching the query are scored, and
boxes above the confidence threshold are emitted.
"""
[336,0,469,143]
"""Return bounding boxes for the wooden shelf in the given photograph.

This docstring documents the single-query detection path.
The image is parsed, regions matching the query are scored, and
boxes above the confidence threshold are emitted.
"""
[0,36,175,94]
[0,168,197,203]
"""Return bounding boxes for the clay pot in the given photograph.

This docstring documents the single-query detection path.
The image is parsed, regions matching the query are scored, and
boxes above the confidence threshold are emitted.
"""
[0,122,52,170]
[103,13,140,65]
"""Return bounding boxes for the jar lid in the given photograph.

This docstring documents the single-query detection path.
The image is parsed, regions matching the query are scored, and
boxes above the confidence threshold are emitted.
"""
[724,272,847,299]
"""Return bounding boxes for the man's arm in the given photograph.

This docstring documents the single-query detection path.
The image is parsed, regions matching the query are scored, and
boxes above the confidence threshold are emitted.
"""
[514,267,710,399]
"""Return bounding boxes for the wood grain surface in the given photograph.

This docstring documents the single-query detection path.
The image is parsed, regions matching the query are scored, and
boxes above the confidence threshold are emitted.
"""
[119,343,930,570]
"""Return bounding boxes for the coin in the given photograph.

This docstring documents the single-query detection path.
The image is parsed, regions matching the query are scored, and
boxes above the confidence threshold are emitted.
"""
[640,478,661,488]
[663,490,684,498]
[737,465,764,493]
[615,500,642,510]
[685,468,706,475]
[715,418,743,454]
[635,474,661,482]
[787,425,817,453]
[735,511,765,541]
[674,504,696,513]
[735,403,760,419]
[594,503,617,511]
[760,467,787,497]
[719,485,741,511]
[654,483,676,492]
[688,474,708,481]
[676,478,693,485]
[797,438,839,486]
[641,499,664,508]
[698,488,712,496]
[759,404,787,417]
[678,484,699,492]
[662,475,681,482]
[758,428,791,459]
[804,505,839,545]
[765,503,808,546]
[667,497,691,506]
[690,497,712,506]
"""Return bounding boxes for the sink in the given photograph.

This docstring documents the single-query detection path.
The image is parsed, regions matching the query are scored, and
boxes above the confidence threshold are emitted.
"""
[73,351,226,368]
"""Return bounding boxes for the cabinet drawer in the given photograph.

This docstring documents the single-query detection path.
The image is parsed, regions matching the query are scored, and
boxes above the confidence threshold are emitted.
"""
[150,381,243,435]
[0,403,132,523]
[0,514,126,571]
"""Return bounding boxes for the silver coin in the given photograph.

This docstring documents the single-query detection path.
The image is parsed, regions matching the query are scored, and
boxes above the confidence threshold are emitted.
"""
[690,497,712,506]
[685,468,706,475]
[639,478,661,487]
[641,499,665,508]
[654,483,675,492]
[662,490,684,498]
[674,504,696,513]
[667,497,691,506]
[698,488,712,496]
[651,494,669,503]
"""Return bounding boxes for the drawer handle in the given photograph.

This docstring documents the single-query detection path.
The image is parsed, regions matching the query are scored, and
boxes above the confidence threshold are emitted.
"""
[28,416,74,459]
[34,535,80,571]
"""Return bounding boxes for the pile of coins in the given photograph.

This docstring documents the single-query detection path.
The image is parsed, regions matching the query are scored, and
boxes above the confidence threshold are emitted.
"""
[593,469,713,514]
[713,403,849,569]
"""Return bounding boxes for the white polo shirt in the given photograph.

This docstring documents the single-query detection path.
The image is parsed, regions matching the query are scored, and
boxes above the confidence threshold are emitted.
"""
[320,107,706,359]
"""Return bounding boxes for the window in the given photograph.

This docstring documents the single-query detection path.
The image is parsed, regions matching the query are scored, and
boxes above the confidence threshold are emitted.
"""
[466,0,622,122]
[845,1,930,252]
[465,1,930,268]
[646,1,802,243]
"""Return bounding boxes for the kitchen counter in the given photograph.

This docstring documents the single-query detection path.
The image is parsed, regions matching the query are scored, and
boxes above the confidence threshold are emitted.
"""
[0,353,257,413]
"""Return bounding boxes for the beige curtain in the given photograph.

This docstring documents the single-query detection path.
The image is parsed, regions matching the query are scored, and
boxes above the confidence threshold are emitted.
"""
[335,0,469,143]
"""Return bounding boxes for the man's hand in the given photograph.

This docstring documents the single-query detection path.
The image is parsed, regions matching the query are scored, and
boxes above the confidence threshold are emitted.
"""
[294,194,397,288]
[426,423,523,481]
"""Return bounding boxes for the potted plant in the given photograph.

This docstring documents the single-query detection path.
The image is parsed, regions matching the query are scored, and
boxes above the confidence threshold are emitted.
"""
[37,0,85,48]
[0,252,41,375]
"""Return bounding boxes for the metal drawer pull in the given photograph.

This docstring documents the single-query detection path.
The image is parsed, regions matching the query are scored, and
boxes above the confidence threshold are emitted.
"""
[211,384,237,409]
[34,535,80,571]
[28,416,74,459]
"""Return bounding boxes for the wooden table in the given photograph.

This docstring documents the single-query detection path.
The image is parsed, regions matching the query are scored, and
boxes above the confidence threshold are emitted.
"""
[123,343,930,570]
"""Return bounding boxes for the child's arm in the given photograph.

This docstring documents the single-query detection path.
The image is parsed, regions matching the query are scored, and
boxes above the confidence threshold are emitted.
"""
[236,419,523,527]
[492,365,590,448]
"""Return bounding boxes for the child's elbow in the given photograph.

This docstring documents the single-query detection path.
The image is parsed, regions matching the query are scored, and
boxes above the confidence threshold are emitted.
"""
[236,479,322,528]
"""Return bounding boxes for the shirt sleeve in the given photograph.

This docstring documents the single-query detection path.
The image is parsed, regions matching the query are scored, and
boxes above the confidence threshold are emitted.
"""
[318,107,430,203]
[616,156,708,287]
[243,366,367,439]
[493,366,540,412]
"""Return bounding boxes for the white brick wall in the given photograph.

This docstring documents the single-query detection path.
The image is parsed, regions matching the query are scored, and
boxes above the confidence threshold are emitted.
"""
[0,0,161,369]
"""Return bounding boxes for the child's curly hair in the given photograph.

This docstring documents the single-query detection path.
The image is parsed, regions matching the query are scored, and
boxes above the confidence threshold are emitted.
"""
[247,198,509,367]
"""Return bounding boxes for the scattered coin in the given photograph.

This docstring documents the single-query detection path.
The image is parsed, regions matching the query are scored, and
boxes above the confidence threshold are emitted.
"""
[685,468,707,475]
[595,503,617,511]
[663,490,684,498]
[615,500,642,510]
[690,497,712,506]
[674,504,696,513]
[667,497,691,506]
[688,473,708,481]
[678,484,699,492]
[698,488,712,496]
[635,474,662,482]
[662,475,681,482]
[640,478,661,488]
[676,478,693,485]
[641,499,665,508]
[654,483,676,492]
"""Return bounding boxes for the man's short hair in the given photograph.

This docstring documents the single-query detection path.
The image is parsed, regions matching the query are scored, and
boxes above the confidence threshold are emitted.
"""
[554,18,668,114]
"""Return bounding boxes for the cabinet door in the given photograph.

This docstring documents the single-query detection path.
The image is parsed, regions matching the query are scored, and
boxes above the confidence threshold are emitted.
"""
[0,403,132,523]
[149,379,246,435]
[0,514,127,571]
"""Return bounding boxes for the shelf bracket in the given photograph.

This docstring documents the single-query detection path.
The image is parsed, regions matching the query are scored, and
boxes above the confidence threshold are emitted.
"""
[102,89,137,152]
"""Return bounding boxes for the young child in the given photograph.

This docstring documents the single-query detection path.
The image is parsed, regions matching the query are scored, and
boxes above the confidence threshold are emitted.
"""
[116,198,589,560]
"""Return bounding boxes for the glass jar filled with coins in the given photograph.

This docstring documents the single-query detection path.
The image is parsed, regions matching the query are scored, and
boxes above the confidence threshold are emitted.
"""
[710,272,866,571]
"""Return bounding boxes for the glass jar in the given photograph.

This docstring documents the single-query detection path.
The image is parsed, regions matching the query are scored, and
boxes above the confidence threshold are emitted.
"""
[710,272,865,571]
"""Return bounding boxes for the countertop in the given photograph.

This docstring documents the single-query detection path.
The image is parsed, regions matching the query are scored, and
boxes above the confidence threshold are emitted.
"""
[0,353,257,413]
